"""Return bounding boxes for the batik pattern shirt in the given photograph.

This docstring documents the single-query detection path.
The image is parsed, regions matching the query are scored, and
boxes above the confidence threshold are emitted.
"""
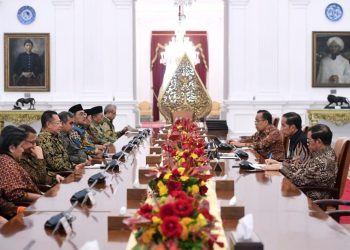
[59,132,88,164]
[19,152,56,185]
[286,130,309,163]
[100,117,125,143]
[37,131,73,172]
[70,124,96,156]
[281,146,337,200]
[89,120,109,144]
[0,154,40,202]
[241,124,284,161]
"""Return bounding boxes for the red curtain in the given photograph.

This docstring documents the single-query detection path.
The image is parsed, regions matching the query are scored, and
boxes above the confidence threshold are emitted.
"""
[150,31,208,121]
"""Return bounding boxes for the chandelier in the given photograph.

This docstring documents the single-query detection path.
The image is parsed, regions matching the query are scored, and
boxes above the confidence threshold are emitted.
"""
[160,1,199,66]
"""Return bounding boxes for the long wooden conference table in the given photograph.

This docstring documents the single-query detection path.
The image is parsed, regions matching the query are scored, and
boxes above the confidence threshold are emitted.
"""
[1,129,350,250]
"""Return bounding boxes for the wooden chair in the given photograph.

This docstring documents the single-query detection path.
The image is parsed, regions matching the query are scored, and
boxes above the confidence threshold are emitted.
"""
[309,138,350,214]
[207,101,221,120]
[138,101,152,122]
[272,116,280,128]
[171,111,194,123]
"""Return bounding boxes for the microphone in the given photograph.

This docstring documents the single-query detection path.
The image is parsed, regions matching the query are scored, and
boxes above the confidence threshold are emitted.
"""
[45,201,79,234]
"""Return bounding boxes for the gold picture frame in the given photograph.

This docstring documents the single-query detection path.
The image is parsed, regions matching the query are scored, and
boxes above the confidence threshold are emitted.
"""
[312,31,350,87]
[4,33,50,92]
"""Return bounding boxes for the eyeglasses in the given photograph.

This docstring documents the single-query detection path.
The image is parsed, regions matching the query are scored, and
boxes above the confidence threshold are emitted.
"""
[307,138,316,144]
[25,140,37,145]
[254,119,265,124]
[50,120,62,125]
[77,112,87,117]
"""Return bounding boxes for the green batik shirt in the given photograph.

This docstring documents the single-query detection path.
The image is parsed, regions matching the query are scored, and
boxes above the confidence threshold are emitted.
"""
[100,117,125,143]
[19,152,56,185]
[89,120,109,145]
[37,131,73,172]
[59,131,88,164]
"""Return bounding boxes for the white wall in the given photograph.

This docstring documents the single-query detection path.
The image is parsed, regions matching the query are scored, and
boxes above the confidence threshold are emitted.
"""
[225,0,350,138]
[1,0,350,134]
[0,0,137,129]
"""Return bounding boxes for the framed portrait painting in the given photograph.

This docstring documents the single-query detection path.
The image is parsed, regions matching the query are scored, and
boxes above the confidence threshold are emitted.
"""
[4,33,50,92]
[312,31,350,87]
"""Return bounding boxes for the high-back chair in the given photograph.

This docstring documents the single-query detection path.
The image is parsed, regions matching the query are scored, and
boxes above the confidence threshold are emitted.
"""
[272,116,280,128]
[311,138,350,217]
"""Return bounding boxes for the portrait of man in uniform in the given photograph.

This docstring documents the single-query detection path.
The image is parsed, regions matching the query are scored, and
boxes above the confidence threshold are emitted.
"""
[313,31,350,87]
[4,33,50,92]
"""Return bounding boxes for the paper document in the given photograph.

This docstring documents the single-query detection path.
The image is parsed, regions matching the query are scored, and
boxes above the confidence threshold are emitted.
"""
[218,153,240,159]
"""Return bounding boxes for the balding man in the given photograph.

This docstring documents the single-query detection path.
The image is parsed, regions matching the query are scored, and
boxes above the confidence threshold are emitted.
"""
[317,36,350,84]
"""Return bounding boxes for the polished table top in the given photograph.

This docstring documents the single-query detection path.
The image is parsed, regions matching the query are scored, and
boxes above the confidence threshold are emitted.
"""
[1,130,350,250]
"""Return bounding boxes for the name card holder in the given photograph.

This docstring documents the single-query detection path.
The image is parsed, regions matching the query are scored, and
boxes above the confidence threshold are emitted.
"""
[127,188,147,208]
[150,146,162,154]
[216,180,235,199]
[108,215,131,231]
[146,154,162,165]
[139,168,156,184]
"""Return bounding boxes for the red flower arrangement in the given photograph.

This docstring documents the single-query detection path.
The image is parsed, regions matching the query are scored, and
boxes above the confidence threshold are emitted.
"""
[124,119,224,249]
[124,192,224,250]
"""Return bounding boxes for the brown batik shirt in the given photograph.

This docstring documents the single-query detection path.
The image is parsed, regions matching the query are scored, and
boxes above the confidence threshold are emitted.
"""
[241,124,284,161]
[281,146,337,200]
[0,154,40,202]
[19,152,56,185]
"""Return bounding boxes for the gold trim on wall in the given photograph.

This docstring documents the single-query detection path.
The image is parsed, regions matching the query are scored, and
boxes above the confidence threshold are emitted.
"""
[307,109,350,126]
[0,110,43,131]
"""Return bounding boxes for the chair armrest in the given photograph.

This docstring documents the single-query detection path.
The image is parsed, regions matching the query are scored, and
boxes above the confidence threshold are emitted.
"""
[314,199,350,210]
[37,184,52,193]
[327,210,350,221]
[13,201,32,207]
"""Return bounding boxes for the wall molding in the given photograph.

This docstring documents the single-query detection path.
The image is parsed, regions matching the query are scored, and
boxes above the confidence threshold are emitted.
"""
[289,0,310,7]
[51,0,74,7]
[227,0,250,7]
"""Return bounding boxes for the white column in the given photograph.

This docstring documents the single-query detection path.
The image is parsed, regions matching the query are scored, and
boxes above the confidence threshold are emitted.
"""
[288,0,310,100]
[226,0,250,100]
[112,0,135,100]
[51,0,75,100]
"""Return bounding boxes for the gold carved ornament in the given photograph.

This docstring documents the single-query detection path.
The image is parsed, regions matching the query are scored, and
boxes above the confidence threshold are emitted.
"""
[0,111,43,131]
[307,110,350,126]
[157,54,212,123]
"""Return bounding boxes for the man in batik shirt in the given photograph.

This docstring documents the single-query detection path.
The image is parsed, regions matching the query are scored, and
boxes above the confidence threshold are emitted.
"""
[58,111,89,165]
[229,110,284,161]
[100,104,128,144]
[265,124,337,200]
[37,111,76,173]
[88,105,115,145]
[18,124,64,185]
[68,104,103,157]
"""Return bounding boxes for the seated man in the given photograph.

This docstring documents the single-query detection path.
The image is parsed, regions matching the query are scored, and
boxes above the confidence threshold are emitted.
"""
[265,124,337,200]
[37,111,83,173]
[58,111,89,165]
[18,124,64,185]
[68,104,103,157]
[229,110,284,161]
[101,104,128,144]
[89,106,112,145]
[280,112,309,163]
